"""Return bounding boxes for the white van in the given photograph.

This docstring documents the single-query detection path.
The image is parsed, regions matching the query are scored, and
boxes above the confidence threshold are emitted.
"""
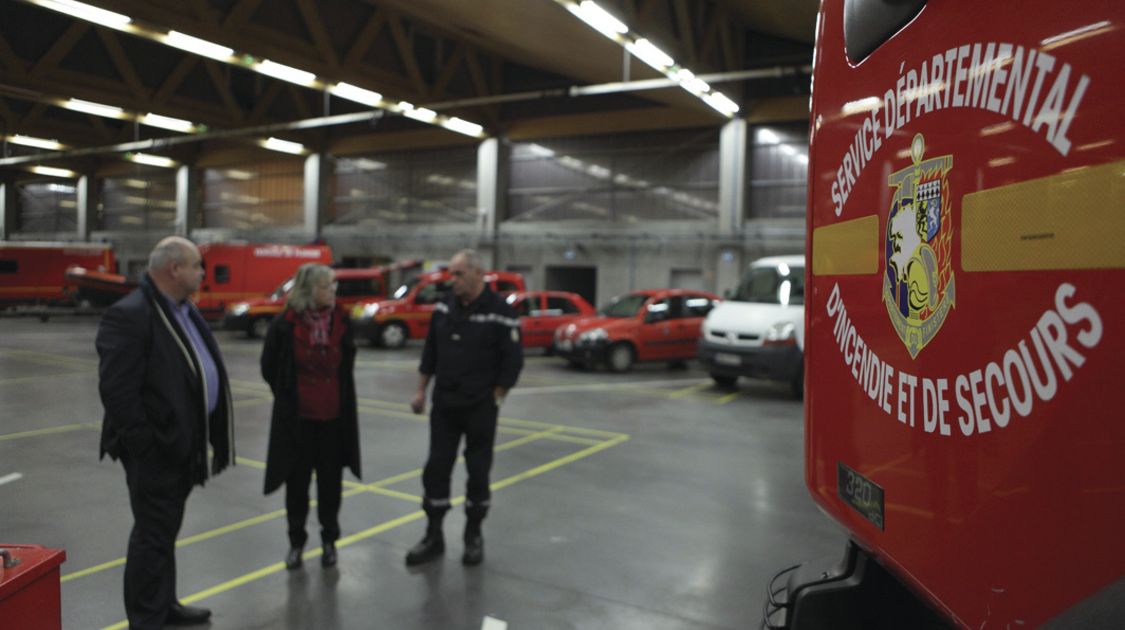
[698,255,805,397]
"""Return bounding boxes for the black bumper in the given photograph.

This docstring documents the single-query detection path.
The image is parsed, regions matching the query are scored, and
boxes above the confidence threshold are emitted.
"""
[697,339,801,382]
[222,312,250,332]
[554,340,610,366]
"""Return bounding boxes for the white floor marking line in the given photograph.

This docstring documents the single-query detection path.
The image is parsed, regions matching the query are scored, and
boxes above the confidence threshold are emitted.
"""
[482,616,508,630]
[0,472,24,486]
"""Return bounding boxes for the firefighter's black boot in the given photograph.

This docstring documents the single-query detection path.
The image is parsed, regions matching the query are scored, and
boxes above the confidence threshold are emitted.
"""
[405,515,445,566]
[462,518,484,566]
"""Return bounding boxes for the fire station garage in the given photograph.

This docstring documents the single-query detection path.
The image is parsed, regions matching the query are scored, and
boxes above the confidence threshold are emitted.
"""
[3,0,1123,629]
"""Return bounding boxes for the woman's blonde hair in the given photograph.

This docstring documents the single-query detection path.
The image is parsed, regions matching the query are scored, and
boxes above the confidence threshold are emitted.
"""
[286,263,335,312]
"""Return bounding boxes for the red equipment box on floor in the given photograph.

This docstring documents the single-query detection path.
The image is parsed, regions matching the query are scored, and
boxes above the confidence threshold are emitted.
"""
[0,545,66,630]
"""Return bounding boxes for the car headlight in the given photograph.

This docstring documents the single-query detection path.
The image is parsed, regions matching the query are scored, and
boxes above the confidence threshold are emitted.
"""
[351,303,378,319]
[578,328,608,344]
[764,321,797,345]
[229,303,249,316]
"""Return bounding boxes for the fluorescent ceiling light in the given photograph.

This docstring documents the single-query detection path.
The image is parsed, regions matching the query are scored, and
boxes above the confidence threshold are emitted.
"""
[35,0,131,28]
[569,1,628,38]
[780,144,797,156]
[672,69,710,96]
[398,101,415,111]
[140,113,195,133]
[330,83,383,106]
[256,60,316,86]
[9,135,64,150]
[626,38,674,71]
[30,165,77,178]
[225,169,254,180]
[128,152,177,168]
[403,107,437,123]
[164,31,234,61]
[702,91,739,116]
[261,137,305,155]
[351,158,386,171]
[756,128,781,145]
[442,117,484,138]
[64,98,126,119]
[527,144,555,158]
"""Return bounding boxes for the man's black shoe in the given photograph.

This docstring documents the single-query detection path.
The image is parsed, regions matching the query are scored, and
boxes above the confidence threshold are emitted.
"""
[405,535,445,566]
[166,602,211,625]
[462,536,484,566]
[321,543,337,568]
[285,546,303,570]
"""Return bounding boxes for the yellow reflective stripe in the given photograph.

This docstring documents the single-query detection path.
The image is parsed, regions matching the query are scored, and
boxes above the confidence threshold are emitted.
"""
[811,214,880,276]
[962,160,1125,271]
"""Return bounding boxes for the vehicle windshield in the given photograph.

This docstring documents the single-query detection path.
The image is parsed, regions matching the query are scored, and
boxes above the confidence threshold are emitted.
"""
[392,277,419,300]
[732,264,805,305]
[599,293,649,318]
[269,277,296,300]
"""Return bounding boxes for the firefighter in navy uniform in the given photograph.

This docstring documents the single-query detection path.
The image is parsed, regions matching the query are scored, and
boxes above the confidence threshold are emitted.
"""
[406,249,524,566]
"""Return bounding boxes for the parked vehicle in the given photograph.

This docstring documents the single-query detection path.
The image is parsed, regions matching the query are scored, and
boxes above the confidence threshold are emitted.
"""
[191,242,333,320]
[554,289,720,372]
[350,270,526,348]
[223,260,421,338]
[764,0,1124,628]
[64,265,137,306]
[698,255,804,396]
[0,241,115,309]
[505,290,596,350]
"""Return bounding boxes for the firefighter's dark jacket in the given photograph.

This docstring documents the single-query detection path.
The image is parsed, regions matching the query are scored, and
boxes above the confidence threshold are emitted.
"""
[259,306,361,495]
[96,274,235,486]
[420,286,524,408]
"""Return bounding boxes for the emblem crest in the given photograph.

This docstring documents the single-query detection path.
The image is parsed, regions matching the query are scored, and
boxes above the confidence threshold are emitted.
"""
[883,134,955,358]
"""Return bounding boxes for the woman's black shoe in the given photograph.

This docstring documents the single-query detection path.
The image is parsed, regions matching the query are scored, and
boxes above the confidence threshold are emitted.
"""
[321,543,337,568]
[285,547,303,570]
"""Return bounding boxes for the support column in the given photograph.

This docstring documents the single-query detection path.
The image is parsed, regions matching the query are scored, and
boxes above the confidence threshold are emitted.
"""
[0,180,16,240]
[76,174,95,241]
[718,118,748,235]
[304,152,329,242]
[175,164,197,236]
[476,138,507,266]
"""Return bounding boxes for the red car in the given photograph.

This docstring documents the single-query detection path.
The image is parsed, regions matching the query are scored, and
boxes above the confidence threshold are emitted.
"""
[505,290,596,350]
[553,289,720,372]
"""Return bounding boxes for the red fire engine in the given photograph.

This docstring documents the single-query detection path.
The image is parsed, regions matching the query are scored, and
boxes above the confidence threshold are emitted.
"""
[191,242,333,320]
[766,0,1123,628]
[0,241,115,308]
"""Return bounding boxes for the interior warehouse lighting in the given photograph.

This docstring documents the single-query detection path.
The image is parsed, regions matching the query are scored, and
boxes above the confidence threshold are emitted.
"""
[163,31,234,61]
[260,137,306,155]
[63,98,126,119]
[30,165,77,178]
[330,82,383,107]
[256,60,316,86]
[626,38,675,71]
[403,107,438,124]
[127,152,177,168]
[8,135,65,150]
[568,1,628,38]
[442,117,485,138]
[702,91,740,117]
[33,0,131,28]
[140,113,196,133]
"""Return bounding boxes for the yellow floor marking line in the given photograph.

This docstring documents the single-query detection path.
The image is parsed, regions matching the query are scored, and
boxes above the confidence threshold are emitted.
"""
[716,390,742,405]
[667,382,711,399]
[99,430,629,630]
[0,422,100,442]
[67,427,585,584]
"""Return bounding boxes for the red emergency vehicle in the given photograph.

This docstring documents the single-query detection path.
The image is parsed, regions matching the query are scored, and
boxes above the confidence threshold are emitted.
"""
[766,1,1124,628]
[0,242,115,308]
[553,289,720,372]
[222,260,421,338]
[192,243,333,320]
[350,270,526,348]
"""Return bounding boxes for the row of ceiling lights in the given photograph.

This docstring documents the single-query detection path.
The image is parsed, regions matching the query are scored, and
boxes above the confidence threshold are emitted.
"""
[556,0,740,117]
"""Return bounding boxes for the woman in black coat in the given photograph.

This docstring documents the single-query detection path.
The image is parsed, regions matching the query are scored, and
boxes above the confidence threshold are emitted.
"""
[260,263,361,569]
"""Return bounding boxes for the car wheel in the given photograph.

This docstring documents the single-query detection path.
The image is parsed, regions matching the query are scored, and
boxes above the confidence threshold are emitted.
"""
[606,343,635,373]
[380,322,408,349]
[710,373,738,389]
[249,317,270,339]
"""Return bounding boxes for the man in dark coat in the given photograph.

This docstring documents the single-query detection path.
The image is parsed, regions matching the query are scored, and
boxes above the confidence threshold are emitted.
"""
[97,236,235,629]
[406,249,524,567]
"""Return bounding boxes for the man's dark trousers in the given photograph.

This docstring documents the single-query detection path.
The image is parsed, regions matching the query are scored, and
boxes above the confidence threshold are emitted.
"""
[422,398,498,521]
[121,451,194,630]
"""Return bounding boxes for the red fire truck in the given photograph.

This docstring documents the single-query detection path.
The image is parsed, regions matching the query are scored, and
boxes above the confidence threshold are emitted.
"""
[765,1,1123,628]
[192,242,333,320]
[0,241,115,308]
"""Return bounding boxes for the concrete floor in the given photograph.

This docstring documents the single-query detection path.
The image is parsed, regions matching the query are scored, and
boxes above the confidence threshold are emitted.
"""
[0,315,845,630]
